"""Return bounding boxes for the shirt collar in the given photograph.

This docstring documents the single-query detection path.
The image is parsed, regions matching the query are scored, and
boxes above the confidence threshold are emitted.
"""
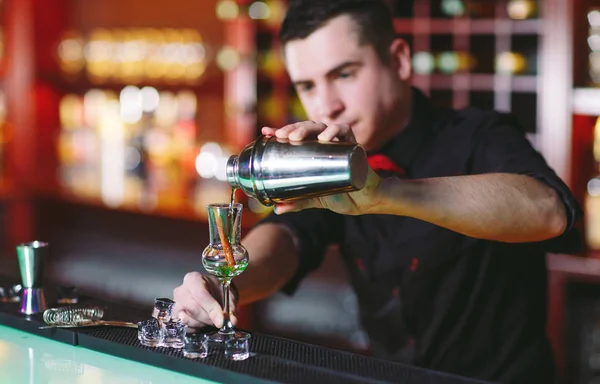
[373,87,434,172]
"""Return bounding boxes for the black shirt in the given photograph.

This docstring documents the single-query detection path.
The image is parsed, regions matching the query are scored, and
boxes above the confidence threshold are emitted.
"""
[259,88,582,383]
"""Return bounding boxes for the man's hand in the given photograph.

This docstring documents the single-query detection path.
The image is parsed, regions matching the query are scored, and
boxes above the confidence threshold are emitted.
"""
[262,121,355,142]
[262,121,383,215]
[172,272,238,332]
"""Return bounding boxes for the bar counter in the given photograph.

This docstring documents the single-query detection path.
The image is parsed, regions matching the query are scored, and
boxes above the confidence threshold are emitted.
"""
[0,287,490,383]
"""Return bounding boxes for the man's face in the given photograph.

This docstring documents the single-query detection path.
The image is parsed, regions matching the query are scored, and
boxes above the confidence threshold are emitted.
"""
[284,15,409,152]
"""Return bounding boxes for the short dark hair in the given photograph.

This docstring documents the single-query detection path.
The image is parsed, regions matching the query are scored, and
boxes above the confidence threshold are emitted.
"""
[279,0,396,63]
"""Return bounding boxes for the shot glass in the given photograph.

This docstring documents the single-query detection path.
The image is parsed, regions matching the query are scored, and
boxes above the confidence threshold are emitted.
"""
[138,318,162,347]
[137,320,144,341]
[183,333,209,359]
[152,298,175,324]
[0,284,22,303]
[225,333,251,361]
[162,318,186,349]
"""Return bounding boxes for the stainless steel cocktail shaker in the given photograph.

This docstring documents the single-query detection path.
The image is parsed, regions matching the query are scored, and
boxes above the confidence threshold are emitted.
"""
[226,135,368,206]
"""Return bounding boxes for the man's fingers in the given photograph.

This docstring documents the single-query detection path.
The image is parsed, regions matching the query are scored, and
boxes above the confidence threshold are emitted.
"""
[274,202,297,214]
[274,200,314,214]
[174,285,214,326]
[179,272,225,328]
[265,121,327,140]
[176,309,209,329]
[191,284,225,328]
[288,121,327,141]
[274,123,300,138]
[262,126,277,136]
[264,121,356,143]
[263,121,357,142]
[287,121,327,141]
[317,124,355,142]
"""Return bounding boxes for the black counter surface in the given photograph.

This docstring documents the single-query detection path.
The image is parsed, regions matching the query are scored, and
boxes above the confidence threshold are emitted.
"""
[0,279,491,384]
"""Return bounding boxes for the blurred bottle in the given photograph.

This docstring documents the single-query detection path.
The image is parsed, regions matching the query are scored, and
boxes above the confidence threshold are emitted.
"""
[585,117,600,250]
[495,52,528,75]
[412,51,436,75]
[287,94,307,123]
[506,0,537,20]
[261,0,287,30]
[439,0,466,18]
[588,8,600,86]
[465,0,495,18]
[436,51,476,74]
[258,92,286,127]
[257,50,285,78]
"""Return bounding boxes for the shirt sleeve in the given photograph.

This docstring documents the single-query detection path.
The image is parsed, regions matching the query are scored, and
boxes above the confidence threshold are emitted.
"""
[469,111,583,249]
[256,208,343,294]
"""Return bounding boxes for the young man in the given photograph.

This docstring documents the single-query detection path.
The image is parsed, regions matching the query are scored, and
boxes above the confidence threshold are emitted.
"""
[173,0,581,382]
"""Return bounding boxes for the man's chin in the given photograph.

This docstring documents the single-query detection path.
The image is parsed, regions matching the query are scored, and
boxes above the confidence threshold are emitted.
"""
[357,135,384,152]
[356,138,375,152]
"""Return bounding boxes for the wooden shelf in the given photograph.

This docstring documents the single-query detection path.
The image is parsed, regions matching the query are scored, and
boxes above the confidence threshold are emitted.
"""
[394,18,542,35]
[36,71,224,94]
[412,73,537,92]
[257,18,543,36]
[573,88,600,116]
[258,17,542,36]
[27,181,264,228]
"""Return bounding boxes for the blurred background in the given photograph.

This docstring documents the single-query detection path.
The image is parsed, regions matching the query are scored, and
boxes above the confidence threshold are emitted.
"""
[0,0,600,382]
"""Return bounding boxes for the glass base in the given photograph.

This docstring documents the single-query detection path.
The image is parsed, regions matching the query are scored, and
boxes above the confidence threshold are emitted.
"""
[205,329,250,344]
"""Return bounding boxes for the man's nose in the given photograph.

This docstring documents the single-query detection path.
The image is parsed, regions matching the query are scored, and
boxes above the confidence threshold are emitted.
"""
[316,86,344,121]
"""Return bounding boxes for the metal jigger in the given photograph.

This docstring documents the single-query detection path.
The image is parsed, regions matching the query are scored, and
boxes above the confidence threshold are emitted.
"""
[17,241,49,315]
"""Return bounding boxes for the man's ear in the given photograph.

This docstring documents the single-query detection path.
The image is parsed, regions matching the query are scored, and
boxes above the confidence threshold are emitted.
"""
[389,38,412,81]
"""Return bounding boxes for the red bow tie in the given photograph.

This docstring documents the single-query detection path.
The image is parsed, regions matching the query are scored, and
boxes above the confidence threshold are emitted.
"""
[367,154,406,176]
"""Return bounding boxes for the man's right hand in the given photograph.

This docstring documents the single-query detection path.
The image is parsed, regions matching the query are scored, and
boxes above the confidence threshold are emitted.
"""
[172,272,237,331]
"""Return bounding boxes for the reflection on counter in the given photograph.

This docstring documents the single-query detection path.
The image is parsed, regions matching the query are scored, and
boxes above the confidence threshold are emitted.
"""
[0,326,213,384]
[57,86,270,220]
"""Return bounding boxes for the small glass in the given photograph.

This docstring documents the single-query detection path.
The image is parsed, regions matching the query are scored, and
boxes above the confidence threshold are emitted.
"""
[152,298,175,324]
[138,318,162,347]
[183,333,209,359]
[202,203,250,343]
[0,284,22,303]
[225,334,251,361]
[137,320,145,341]
[57,285,79,305]
[162,318,186,348]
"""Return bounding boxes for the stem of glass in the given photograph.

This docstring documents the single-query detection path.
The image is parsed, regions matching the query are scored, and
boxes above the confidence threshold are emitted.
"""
[220,278,234,334]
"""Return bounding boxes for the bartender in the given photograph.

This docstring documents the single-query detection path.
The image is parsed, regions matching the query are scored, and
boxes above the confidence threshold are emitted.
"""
[174,0,582,382]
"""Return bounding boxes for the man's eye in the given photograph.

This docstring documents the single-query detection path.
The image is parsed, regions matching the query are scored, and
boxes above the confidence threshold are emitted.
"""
[338,71,353,79]
[297,83,314,92]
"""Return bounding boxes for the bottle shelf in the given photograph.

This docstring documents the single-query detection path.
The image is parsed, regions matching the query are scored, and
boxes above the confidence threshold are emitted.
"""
[37,72,224,95]
[394,18,541,35]
[412,73,537,92]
